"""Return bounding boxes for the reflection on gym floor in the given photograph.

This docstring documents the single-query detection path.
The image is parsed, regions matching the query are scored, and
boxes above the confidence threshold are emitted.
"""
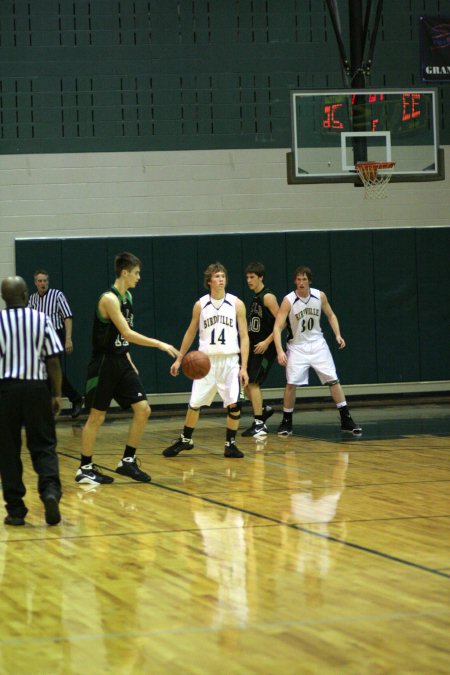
[0,403,449,674]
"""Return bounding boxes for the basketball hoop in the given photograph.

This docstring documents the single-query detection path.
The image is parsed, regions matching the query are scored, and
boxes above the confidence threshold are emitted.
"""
[355,161,396,199]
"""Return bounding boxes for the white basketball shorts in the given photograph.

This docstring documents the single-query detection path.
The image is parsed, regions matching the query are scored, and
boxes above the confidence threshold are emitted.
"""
[286,338,338,386]
[189,353,240,408]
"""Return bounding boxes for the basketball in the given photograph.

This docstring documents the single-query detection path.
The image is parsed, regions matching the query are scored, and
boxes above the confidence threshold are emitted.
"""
[182,351,211,380]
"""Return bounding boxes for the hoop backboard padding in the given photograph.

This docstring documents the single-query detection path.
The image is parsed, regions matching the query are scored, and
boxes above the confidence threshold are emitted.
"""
[356,161,396,199]
[289,88,443,185]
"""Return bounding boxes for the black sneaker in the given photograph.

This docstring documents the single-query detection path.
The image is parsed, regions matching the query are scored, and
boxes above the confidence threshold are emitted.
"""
[341,417,362,435]
[75,464,114,485]
[262,405,274,423]
[277,420,293,436]
[4,515,25,526]
[42,493,61,525]
[163,435,194,457]
[224,442,244,458]
[116,457,151,482]
[241,420,268,438]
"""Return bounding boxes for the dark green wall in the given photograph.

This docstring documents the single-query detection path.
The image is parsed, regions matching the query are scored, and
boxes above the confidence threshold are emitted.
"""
[1,1,449,153]
[15,227,450,397]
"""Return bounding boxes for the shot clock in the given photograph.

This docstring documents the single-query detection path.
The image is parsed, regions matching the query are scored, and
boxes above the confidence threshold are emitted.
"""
[321,93,424,133]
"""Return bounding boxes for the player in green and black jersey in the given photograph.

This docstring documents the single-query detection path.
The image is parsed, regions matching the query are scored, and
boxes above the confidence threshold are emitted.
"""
[242,262,279,438]
[91,285,134,356]
[77,251,179,486]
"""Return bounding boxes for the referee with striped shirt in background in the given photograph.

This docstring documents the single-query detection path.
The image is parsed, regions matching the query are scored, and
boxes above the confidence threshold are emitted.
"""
[28,269,83,418]
[0,276,63,526]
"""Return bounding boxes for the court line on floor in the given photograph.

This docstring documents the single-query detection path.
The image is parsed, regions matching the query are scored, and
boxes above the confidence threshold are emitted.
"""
[57,450,449,579]
[1,608,449,645]
[150,480,450,580]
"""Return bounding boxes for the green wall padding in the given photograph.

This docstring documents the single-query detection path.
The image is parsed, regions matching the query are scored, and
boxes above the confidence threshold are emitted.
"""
[329,230,378,385]
[416,227,450,380]
[373,229,421,383]
[15,227,450,398]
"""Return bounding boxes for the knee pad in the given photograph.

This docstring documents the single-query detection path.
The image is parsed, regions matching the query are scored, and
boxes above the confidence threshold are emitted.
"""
[227,402,241,420]
[326,379,340,387]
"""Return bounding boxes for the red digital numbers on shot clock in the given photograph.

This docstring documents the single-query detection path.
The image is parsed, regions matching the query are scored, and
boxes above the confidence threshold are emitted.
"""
[402,93,421,121]
[323,103,344,129]
[321,93,422,131]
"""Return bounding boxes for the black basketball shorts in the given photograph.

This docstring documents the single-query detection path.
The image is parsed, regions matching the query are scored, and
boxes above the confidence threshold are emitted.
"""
[247,343,276,385]
[84,353,147,412]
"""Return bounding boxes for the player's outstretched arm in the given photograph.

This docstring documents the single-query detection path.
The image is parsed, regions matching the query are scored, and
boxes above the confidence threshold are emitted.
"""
[100,292,180,356]
[157,341,180,358]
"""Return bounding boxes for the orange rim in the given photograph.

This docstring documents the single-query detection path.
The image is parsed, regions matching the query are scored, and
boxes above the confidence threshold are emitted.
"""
[356,161,395,172]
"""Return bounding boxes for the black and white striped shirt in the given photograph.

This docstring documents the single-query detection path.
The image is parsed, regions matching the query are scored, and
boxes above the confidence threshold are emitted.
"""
[28,288,73,331]
[0,307,63,381]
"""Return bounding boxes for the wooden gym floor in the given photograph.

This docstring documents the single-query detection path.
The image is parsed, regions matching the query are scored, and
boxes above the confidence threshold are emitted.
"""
[0,402,449,674]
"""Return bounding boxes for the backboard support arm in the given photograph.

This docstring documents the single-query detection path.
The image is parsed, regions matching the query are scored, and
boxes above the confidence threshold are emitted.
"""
[326,0,352,80]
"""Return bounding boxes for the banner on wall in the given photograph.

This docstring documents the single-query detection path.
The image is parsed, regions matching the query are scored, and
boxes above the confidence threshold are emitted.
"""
[420,16,450,82]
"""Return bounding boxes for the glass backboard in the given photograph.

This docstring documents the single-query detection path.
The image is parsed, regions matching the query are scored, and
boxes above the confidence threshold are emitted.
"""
[288,88,444,184]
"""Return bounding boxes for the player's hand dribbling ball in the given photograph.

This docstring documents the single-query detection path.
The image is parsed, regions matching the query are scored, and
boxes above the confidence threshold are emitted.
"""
[182,351,211,380]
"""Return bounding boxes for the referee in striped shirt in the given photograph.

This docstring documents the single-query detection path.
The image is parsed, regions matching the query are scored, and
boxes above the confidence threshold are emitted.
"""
[0,276,63,526]
[28,269,83,417]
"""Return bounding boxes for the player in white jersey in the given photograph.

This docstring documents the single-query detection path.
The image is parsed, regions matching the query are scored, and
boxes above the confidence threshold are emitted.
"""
[273,266,362,435]
[163,262,249,458]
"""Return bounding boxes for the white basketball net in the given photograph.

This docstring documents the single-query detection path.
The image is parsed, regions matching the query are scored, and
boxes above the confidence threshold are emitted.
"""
[356,161,396,199]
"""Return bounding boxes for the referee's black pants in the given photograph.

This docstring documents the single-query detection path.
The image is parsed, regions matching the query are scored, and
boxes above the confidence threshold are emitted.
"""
[0,380,62,519]
[56,328,81,404]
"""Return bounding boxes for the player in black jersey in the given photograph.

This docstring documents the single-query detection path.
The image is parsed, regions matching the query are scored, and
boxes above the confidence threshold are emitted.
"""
[242,262,279,438]
[76,252,179,485]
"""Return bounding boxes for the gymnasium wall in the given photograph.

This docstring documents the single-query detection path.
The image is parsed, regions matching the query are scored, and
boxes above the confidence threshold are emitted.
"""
[15,227,450,397]
[1,1,449,153]
[3,2,450,397]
